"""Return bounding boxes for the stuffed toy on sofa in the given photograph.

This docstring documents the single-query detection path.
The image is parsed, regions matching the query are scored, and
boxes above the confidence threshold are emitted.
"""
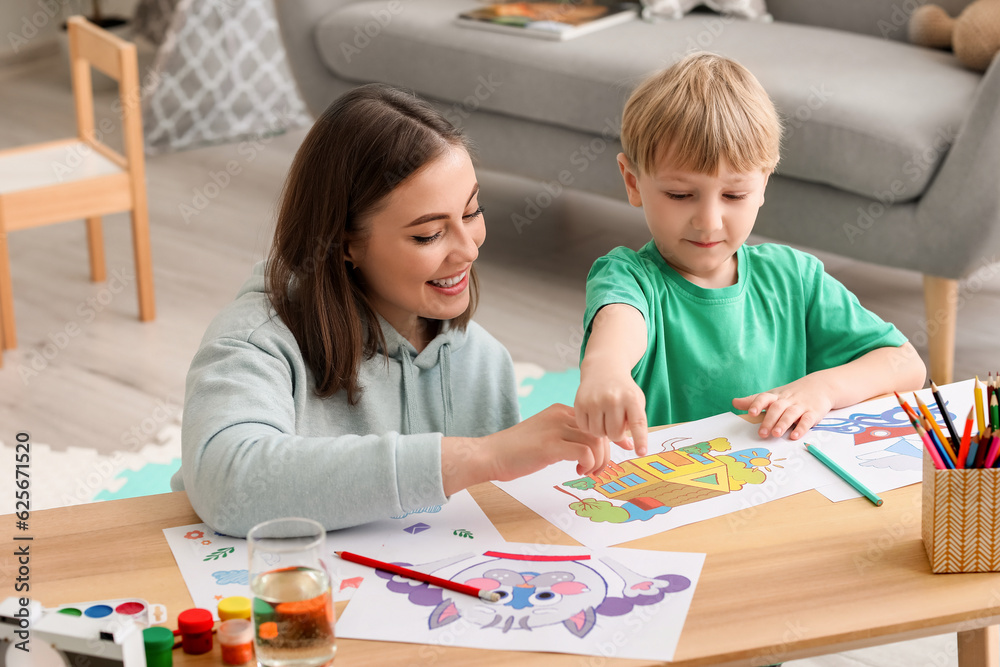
[641,0,770,21]
[909,0,1000,72]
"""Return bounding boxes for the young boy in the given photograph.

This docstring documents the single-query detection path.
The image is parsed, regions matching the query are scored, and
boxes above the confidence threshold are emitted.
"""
[575,53,926,457]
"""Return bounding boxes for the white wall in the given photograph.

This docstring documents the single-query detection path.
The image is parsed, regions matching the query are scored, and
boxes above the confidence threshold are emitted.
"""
[0,0,139,65]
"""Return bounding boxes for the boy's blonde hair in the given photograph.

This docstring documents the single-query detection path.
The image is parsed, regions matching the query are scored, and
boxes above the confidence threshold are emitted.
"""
[621,52,782,176]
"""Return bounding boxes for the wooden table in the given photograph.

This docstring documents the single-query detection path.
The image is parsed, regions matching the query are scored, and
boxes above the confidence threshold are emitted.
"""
[8,482,1000,666]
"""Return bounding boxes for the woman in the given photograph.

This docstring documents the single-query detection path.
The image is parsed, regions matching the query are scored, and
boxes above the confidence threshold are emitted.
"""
[172,84,621,536]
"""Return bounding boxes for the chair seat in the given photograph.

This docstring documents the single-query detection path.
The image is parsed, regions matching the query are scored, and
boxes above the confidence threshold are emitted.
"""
[0,140,123,195]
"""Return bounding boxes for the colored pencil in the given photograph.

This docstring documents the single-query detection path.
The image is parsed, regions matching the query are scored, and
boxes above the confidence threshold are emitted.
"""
[914,393,956,464]
[922,421,957,469]
[894,391,921,424]
[976,377,987,435]
[335,551,502,602]
[930,381,962,456]
[973,425,990,468]
[966,442,980,468]
[989,373,996,426]
[987,433,1000,468]
[992,394,1000,433]
[914,422,948,470]
[894,391,950,470]
[805,443,883,506]
[957,407,975,469]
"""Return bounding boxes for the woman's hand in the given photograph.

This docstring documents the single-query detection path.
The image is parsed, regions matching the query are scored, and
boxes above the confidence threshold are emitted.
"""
[441,404,620,496]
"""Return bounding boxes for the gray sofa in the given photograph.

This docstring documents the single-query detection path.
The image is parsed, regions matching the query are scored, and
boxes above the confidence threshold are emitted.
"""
[275,0,1000,383]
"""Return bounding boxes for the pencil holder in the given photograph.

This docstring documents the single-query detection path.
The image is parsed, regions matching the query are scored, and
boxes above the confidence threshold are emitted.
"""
[921,451,1000,573]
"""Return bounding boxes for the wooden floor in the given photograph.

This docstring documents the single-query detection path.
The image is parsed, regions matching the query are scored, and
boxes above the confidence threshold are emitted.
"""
[3,51,993,667]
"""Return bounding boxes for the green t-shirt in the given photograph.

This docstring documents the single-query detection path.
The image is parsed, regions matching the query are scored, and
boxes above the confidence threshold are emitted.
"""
[582,241,908,426]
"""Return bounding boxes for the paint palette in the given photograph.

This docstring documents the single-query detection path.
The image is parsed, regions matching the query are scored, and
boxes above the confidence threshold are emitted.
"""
[50,598,167,628]
[0,597,148,667]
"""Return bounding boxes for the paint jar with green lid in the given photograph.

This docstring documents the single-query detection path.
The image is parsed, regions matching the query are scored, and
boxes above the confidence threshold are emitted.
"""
[142,626,174,667]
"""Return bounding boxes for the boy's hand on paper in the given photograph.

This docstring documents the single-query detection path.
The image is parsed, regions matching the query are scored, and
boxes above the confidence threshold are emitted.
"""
[732,376,834,440]
[573,368,648,457]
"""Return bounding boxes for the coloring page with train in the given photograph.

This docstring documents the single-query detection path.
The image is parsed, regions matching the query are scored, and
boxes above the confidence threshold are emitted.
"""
[809,379,974,502]
[335,541,704,661]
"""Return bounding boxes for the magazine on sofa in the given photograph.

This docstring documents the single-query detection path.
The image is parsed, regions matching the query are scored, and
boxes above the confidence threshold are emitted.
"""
[455,0,640,40]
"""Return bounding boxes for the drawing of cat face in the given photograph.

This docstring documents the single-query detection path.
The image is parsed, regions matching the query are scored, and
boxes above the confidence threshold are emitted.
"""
[430,561,607,637]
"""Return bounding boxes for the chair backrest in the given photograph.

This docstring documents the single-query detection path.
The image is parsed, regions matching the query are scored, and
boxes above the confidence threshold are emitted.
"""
[66,16,146,186]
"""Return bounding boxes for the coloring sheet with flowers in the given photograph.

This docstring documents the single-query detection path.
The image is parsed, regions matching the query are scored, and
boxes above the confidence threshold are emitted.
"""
[163,489,504,616]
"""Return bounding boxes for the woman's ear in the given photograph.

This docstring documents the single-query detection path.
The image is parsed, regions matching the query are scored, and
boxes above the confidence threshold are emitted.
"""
[343,241,358,270]
[618,153,643,207]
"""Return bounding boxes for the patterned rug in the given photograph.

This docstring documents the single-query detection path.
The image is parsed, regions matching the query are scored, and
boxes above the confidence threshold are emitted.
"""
[4,363,580,512]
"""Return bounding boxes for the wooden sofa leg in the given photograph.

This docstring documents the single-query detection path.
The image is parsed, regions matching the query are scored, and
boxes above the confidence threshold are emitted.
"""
[923,274,957,384]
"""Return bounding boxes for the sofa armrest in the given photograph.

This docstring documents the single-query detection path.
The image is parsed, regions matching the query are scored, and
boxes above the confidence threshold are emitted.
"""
[766,0,972,42]
[272,0,362,117]
[916,56,1000,278]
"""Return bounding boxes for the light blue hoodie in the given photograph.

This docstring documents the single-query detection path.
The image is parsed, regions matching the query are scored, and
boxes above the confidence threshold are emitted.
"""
[171,262,520,536]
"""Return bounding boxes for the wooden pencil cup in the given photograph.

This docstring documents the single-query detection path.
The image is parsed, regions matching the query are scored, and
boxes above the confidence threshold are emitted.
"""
[921,451,1000,573]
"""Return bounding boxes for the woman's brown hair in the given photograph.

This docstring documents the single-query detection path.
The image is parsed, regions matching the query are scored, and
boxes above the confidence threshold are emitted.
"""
[267,84,478,402]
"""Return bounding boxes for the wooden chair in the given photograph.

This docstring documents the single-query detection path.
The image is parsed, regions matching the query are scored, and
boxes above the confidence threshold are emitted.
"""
[0,16,155,368]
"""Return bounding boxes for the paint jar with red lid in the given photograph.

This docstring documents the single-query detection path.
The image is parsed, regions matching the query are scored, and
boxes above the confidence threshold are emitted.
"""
[177,608,214,654]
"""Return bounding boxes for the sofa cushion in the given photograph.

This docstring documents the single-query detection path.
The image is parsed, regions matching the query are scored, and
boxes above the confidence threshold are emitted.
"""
[315,0,981,201]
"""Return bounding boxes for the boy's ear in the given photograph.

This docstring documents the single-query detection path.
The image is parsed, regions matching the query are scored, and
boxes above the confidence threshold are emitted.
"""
[617,153,643,207]
[758,172,770,207]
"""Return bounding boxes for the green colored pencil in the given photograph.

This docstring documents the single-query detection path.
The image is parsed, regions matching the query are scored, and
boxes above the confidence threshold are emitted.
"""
[805,443,884,507]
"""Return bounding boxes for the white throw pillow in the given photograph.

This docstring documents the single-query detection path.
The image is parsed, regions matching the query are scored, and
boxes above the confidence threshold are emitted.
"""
[642,0,772,21]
